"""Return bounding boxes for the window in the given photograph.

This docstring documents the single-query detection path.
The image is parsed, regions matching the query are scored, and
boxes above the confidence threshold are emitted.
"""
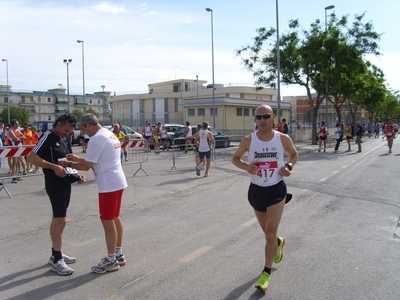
[4,96,8,103]
[188,108,195,116]
[48,116,51,120]
[210,107,218,116]
[164,98,169,112]
[47,97,51,102]
[198,108,205,116]
[236,108,242,116]
[174,98,178,112]
[244,108,249,116]
[38,96,42,102]
[140,99,144,113]
[89,99,93,104]
[30,96,34,102]
[252,109,256,116]
[97,99,100,104]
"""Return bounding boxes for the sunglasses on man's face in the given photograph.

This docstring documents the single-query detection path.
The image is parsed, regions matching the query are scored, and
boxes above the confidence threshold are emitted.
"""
[255,113,272,120]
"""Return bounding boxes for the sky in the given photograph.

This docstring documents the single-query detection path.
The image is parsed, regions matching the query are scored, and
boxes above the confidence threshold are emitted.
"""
[0,0,399,97]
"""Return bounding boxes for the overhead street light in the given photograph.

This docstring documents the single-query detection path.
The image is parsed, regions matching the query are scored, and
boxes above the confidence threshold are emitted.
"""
[63,59,72,112]
[2,59,10,124]
[325,5,335,126]
[206,7,216,128]
[275,0,281,122]
[77,40,86,113]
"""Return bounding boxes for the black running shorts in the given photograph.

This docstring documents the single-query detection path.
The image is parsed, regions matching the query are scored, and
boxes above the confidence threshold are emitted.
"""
[45,178,71,218]
[199,150,211,159]
[247,180,287,212]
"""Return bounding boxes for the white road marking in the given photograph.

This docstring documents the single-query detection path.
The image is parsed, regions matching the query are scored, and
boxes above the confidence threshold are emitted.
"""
[118,270,155,290]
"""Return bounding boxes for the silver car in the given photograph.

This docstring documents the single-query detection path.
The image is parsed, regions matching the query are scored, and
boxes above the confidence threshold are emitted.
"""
[104,125,143,140]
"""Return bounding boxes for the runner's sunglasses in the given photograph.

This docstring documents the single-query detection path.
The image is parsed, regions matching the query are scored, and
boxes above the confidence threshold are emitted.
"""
[255,113,272,120]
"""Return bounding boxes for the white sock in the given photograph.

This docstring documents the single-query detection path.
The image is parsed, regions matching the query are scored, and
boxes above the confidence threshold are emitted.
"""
[115,247,123,257]
[107,254,116,262]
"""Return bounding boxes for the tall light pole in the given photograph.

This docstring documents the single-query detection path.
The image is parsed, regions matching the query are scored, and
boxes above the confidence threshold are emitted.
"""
[276,0,281,122]
[1,59,10,124]
[63,59,72,112]
[206,7,216,128]
[77,40,86,113]
[325,5,335,126]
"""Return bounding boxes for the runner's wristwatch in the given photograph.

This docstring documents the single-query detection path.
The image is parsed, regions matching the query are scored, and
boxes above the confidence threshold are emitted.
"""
[285,163,293,171]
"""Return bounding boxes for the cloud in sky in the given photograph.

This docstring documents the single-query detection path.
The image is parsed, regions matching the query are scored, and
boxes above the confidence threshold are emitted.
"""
[92,1,127,14]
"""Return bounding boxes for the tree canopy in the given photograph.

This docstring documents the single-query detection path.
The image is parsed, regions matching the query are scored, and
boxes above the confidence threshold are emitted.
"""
[236,12,398,143]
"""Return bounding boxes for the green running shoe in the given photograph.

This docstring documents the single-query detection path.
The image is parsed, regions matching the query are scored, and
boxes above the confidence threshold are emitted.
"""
[255,271,270,292]
[274,237,286,263]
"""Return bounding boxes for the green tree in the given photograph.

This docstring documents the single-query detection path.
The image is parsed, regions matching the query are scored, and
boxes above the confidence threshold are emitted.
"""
[0,106,30,125]
[70,109,83,120]
[86,108,100,118]
[236,13,381,144]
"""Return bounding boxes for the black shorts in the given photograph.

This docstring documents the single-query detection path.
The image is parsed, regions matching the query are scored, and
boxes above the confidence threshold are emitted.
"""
[161,138,167,142]
[45,178,71,218]
[199,150,211,159]
[144,136,151,140]
[247,180,287,212]
[319,136,327,141]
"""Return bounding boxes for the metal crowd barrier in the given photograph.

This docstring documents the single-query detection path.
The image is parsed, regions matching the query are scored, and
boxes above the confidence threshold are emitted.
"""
[120,139,149,177]
[170,137,196,170]
[169,137,230,169]
[0,145,36,198]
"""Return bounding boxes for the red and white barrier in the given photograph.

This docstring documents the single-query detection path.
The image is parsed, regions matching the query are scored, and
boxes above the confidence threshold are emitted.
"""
[0,145,34,158]
[120,140,144,149]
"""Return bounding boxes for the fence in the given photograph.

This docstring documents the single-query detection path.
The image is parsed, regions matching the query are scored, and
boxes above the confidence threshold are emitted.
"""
[0,145,36,198]
[120,139,149,177]
[169,137,232,169]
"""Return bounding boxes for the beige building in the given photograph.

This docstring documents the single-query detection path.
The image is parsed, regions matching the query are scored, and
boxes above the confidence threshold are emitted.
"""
[0,84,110,124]
[108,79,293,134]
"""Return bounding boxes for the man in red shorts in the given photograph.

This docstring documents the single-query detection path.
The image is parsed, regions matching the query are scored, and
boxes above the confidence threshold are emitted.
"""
[59,113,128,274]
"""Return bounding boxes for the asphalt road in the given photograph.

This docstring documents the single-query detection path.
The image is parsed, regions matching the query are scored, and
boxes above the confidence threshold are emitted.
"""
[0,137,399,300]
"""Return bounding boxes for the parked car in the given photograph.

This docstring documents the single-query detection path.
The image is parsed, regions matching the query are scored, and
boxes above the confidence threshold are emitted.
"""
[148,124,184,149]
[33,120,81,145]
[173,126,231,148]
[104,125,143,140]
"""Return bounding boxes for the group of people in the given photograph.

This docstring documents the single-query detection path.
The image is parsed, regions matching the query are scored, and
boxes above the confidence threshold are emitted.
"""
[0,120,41,182]
[27,113,128,275]
[2,106,299,294]
[141,121,169,153]
[318,120,396,154]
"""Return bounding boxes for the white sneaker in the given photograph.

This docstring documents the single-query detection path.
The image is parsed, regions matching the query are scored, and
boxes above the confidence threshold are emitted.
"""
[49,254,76,265]
[50,259,74,275]
[91,257,119,274]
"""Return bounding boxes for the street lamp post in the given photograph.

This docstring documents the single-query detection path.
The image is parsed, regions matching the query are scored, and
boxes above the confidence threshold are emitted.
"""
[63,59,72,112]
[275,0,281,122]
[77,40,86,113]
[206,7,216,128]
[325,5,335,127]
[1,59,10,124]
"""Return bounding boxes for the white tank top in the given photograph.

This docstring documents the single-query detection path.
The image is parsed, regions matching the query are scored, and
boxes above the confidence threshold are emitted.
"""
[248,131,284,187]
[144,126,152,137]
[186,126,192,137]
[198,129,211,152]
